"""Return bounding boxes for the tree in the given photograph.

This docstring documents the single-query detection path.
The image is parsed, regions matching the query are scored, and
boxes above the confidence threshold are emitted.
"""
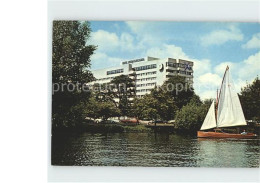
[203,98,213,107]
[83,97,100,120]
[189,94,203,106]
[239,76,260,122]
[98,101,121,120]
[84,96,121,121]
[161,76,196,109]
[132,88,178,121]
[133,95,160,120]
[52,21,96,128]
[174,101,208,133]
[95,74,135,117]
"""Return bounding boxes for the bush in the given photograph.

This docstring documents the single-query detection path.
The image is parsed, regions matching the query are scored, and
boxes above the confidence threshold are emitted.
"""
[175,102,208,133]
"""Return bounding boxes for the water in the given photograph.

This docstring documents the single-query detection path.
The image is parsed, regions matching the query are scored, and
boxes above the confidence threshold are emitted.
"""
[52,133,260,167]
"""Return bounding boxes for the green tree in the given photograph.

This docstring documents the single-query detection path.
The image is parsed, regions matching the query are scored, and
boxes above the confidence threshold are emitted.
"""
[52,21,96,128]
[83,97,100,120]
[133,95,159,120]
[98,101,121,120]
[84,96,120,121]
[239,76,260,121]
[189,94,203,106]
[95,74,135,117]
[203,98,213,107]
[162,76,195,109]
[133,88,178,121]
[174,101,208,133]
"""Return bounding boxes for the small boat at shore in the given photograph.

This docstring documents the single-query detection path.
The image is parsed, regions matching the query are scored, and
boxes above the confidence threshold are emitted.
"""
[197,66,257,139]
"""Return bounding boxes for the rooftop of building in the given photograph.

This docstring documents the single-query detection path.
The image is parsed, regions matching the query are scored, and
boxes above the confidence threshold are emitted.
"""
[90,56,193,72]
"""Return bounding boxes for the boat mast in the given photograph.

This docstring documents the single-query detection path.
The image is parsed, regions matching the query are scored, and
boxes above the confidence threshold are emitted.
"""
[216,65,229,129]
[218,66,229,100]
[216,89,218,121]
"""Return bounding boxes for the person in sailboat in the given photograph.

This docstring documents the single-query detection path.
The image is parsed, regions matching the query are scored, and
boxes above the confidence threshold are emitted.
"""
[241,129,248,135]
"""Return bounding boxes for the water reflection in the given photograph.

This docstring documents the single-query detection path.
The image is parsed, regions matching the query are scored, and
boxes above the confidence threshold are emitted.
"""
[196,138,260,167]
[52,133,260,167]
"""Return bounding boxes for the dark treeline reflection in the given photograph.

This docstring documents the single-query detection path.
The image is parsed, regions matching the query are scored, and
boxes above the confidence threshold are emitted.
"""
[52,133,260,167]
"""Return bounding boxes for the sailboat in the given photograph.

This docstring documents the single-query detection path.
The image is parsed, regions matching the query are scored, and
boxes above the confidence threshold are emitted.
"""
[197,66,257,139]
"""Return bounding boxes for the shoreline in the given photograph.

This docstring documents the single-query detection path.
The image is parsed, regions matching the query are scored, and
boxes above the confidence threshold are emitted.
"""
[52,122,260,137]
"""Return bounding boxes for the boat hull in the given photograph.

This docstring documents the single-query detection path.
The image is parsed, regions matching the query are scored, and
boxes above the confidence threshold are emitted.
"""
[197,131,257,139]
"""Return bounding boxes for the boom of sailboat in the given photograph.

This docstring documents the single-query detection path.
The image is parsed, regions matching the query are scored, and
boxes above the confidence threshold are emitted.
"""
[197,66,257,138]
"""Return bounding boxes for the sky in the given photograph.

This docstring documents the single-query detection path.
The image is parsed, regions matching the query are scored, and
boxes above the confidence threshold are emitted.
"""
[87,21,260,100]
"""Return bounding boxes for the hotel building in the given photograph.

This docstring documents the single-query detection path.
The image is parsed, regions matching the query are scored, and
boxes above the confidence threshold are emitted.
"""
[89,56,194,98]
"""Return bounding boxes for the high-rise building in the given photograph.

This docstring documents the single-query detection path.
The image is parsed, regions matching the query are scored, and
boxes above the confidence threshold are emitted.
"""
[89,56,194,97]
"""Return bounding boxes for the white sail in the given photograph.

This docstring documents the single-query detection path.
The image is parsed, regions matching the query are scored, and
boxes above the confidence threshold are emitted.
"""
[200,101,217,130]
[217,67,247,127]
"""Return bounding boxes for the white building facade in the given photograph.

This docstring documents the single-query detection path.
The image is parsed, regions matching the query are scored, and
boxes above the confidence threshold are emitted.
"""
[89,56,194,98]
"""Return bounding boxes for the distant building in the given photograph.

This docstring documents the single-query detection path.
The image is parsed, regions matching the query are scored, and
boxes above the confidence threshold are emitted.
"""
[89,56,194,98]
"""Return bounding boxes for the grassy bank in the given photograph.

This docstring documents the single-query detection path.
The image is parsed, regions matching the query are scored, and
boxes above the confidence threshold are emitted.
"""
[122,124,152,133]
[52,122,260,135]
[52,123,152,134]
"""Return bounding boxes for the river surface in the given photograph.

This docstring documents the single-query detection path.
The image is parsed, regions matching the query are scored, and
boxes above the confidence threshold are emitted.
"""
[52,133,260,167]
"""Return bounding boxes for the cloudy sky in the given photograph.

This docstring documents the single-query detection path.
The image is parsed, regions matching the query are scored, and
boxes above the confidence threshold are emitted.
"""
[88,21,260,99]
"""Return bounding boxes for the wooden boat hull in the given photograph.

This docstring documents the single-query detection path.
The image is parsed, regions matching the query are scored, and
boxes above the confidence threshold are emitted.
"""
[197,131,257,139]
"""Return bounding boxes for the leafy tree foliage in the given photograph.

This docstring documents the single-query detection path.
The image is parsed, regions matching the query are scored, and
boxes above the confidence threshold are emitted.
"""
[239,76,260,121]
[174,100,208,133]
[94,74,135,116]
[162,76,196,109]
[132,76,198,121]
[189,94,203,106]
[52,21,96,128]
[203,98,214,107]
[133,88,178,121]
[83,97,100,120]
[133,96,159,120]
[84,96,121,121]
[98,101,121,120]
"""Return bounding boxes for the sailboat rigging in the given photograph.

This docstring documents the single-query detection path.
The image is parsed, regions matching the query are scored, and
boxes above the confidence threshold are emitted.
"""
[197,66,257,139]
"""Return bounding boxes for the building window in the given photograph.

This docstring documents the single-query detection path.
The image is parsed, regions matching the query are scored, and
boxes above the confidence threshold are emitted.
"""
[166,69,177,74]
[146,82,156,86]
[167,62,177,67]
[136,71,156,78]
[107,69,124,75]
[134,64,157,71]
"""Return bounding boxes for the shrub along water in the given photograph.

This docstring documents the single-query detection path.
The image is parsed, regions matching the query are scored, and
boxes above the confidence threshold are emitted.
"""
[174,99,209,134]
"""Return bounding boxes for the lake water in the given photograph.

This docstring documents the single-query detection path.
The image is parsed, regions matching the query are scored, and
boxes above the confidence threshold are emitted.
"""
[52,133,260,167]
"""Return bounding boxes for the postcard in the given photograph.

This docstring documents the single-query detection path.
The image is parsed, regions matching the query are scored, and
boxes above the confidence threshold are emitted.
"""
[51,21,260,167]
